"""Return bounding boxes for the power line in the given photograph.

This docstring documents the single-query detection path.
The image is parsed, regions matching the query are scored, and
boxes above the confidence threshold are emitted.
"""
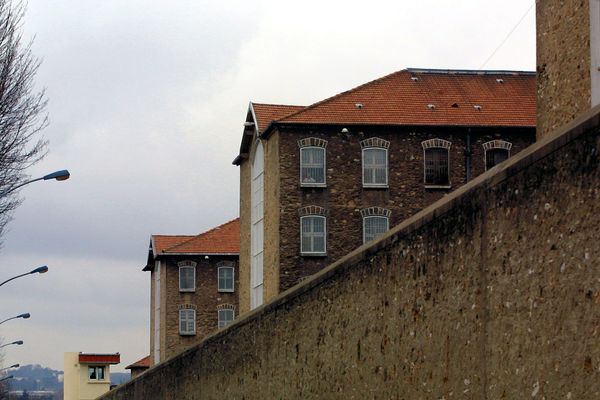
[479,2,535,70]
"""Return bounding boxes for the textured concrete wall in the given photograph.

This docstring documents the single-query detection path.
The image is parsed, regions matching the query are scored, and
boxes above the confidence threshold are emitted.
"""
[537,0,591,138]
[103,108,600,399]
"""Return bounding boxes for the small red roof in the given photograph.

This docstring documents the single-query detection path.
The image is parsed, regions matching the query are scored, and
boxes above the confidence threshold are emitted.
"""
[78,353,120,365]
[125,356,150,370]
[162,218,239,254]
[277,69,536,128]
[252,103,304,133]
[152,235,195,255]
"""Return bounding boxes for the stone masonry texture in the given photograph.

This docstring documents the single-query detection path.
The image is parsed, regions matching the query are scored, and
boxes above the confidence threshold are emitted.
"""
[101,106,600,399]
[537,0,591,138]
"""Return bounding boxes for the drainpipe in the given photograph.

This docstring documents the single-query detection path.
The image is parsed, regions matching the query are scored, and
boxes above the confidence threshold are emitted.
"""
[465,128,472,182]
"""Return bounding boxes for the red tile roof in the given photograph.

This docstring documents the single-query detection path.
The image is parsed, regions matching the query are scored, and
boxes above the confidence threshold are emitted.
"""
[152,235,195,255]
[153,218,240,256]
[251,103,304,133]
[125,356,150,370]
[277,69,536,128]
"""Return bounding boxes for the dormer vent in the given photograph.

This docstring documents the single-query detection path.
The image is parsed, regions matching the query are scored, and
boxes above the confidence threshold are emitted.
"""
[474,105,482,111]
[427,104,436,110]
[411,76,419,82]
[496,78,504,84]
[451,103,459,108]
[355,103,364,109]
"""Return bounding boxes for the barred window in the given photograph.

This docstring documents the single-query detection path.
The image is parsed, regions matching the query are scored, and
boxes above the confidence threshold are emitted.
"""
[300,147,326,185]
[300,215,326,255]
[424,148,449,185]
[363,216,389,243]
[179,309,196,335]
[485,148,509,170]
[178,262,196,292]
[362,148,388,187]
[218,307,235,329]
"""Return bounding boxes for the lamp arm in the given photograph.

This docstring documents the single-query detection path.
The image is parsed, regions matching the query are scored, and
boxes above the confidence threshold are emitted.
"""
[0,272,29,288]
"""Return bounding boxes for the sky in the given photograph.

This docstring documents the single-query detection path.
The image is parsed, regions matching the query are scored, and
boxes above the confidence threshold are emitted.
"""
[0,0,536,373]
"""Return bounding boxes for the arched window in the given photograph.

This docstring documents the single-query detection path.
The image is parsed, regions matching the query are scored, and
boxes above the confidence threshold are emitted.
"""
[217,304,236,329]
[361,207,391,244]
[422,139,451,186]
[178,260,196,292]
[250,141,264,310]
[361,138,390,188]
[298,206,326,256]
[178,304,196,336]
[217,261,235,293]
[483,140,512,170]
[298,137,327,186]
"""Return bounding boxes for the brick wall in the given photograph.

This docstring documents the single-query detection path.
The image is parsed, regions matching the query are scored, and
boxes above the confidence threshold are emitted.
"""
[276,125,534,293]
[156,255,239,361]
[101,105,600,400]
[537,0,591,138]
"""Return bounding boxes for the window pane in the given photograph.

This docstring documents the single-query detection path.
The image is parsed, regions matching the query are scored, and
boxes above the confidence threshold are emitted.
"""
[179,266,194,291]
[425,148,449,185]
[89,367,96,380]
[364,148,387,185]
[486,148,509,170]
[364,216,389,243]
[301,216,326,253]
[301,147,325,184]
[219,267,234,291]
[97,367,105,380]
[218,309,235,328]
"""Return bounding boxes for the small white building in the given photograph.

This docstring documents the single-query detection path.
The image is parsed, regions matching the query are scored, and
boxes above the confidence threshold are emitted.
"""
[63,352,120,400]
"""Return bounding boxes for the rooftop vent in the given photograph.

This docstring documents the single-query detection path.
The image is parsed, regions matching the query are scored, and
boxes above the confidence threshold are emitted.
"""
[427,104,436,110]
[411,76,419,82]
[451,103,459,108]
[474,105,482,111]
[496,78,504,84]
[243,121,255,127]
[355,103,363,109]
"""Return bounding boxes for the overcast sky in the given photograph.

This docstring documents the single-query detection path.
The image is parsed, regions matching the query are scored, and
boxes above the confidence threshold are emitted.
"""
[0,0,535,373]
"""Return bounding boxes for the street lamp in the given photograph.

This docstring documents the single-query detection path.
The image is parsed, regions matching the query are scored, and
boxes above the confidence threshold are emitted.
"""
[0,313,30,326]
[0,341,23,350]
[0,169,70,197]
[0,266,48,288]
[0,364,19,372]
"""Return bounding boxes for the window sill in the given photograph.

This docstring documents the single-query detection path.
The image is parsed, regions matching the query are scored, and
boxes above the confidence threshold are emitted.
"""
[363,185,388,189]
[218,289,235,293]
[87,380,108,384]
[424,184,452,190]
[179,332,196,336]
[301,183,327,188]
[300,252,327,257]
[179,289,196,293]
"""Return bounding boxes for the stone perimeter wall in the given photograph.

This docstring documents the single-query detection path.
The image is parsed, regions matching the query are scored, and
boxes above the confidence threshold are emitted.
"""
[102,107,600,399]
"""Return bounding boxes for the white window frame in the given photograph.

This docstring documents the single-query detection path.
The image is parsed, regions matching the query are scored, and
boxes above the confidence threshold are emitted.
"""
[178,261,196,292]
[179,308,196,336]
[363,216,390,244]
[88,366,106,381]
[218,307,235,329]
[218,266,235,293]
[362,147,388,188]
[299,146,326,187]
[300,215,327,256]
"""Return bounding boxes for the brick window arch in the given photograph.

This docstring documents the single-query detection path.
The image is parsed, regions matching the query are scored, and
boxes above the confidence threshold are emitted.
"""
[360,207,391,244]
[361,138,390,188]
[483,140,512,170]
[422,139,451,187]
[298,137,327,187]
[217,304,236,329]
[298,206,326,256]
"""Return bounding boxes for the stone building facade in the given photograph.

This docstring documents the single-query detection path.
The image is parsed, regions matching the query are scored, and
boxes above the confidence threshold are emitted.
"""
[145,218,239,364]
[234,69,536,313]
[536,0,600,137]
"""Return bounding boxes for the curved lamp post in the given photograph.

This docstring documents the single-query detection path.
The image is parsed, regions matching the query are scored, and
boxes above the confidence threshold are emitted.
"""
[0,364,18,372]
[1,169,70,197]
[0,375,13,383]
[0,313,30,326]
[0,341,23,350]
[0,266,48,288]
